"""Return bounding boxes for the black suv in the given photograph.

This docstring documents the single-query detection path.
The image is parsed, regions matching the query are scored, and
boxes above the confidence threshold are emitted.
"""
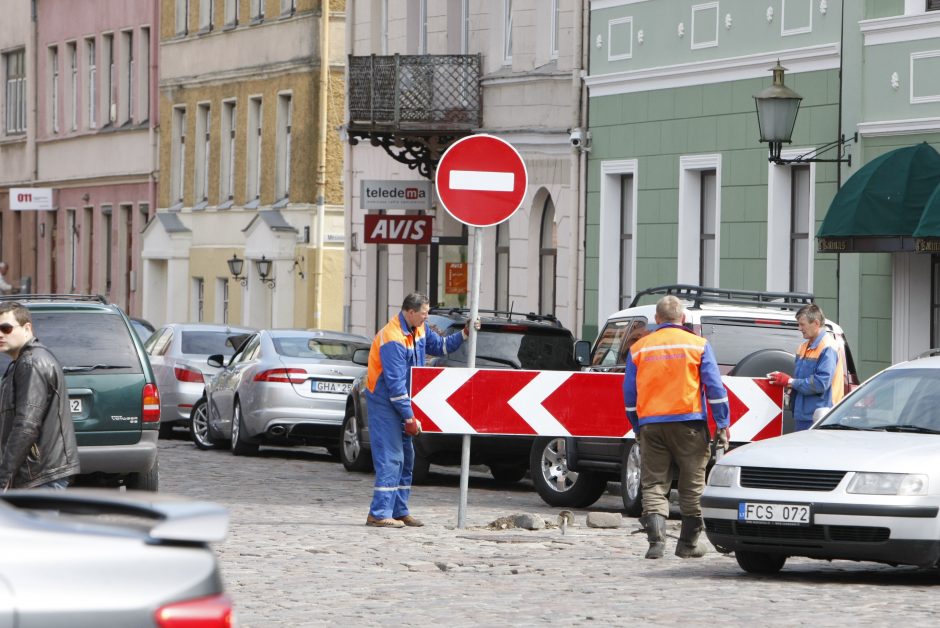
[0,295,161,490]
[340,309,583,482]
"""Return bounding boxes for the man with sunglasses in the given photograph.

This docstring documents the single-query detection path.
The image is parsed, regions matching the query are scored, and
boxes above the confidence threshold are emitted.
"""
[0,302,79,491]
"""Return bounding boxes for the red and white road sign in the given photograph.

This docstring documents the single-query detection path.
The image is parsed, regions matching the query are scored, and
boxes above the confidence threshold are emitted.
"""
[411,367,784,442]
[435,134,528,227]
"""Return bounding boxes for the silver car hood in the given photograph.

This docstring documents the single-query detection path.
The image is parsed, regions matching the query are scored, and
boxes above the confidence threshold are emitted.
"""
[721,430,940,473]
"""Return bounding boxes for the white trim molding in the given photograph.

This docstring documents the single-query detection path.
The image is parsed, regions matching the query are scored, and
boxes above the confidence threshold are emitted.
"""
[691,2,719,50]
[766,148,816,293]
[608,16,634,61]
[598,159,638,329]
[910,50,940,104]
[677,154,722,287]
[860,11,940,47]
[586,43,839,96]
[856,116,940,137]
[591,0,650,10]
[781,0,813,37]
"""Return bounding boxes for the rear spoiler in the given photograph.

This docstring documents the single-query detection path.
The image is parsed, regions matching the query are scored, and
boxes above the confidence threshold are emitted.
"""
[1,488,228,543]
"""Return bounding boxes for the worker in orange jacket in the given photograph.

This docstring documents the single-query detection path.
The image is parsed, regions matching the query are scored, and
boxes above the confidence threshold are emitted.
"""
[623,295,729,559]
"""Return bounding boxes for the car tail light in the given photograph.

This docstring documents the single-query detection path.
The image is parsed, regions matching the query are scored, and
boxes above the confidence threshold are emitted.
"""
[498,324,527,332]
[254,368,307,384]
[143,383,161,423]
[174,366,205,383]
[154,593,233,628]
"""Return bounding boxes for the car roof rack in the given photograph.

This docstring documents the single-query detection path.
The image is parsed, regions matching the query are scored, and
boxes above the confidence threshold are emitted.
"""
[429,307,563,327]
[0,294,109,304]
[629,284,814,311]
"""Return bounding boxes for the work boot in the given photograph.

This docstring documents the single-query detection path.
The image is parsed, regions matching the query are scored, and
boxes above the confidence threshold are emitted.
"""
[675,515,708,558]
[639,513,666,559]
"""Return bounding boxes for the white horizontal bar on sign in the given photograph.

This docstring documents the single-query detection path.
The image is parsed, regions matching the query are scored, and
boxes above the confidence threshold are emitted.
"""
[449,170,514,192]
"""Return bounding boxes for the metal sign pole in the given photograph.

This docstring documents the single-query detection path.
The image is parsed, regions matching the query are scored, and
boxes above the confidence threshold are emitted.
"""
[457,225,483,529]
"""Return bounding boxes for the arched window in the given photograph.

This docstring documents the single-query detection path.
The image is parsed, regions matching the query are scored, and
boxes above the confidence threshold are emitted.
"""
[495,221,509,311]
[538,197,556,315]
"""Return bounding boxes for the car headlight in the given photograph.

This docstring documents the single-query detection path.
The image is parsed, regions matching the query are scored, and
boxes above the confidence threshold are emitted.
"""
[846,473,928,496]
[707,464,737,487]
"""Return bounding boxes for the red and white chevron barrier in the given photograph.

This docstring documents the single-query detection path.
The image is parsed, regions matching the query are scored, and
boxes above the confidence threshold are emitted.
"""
[410,367,784,442]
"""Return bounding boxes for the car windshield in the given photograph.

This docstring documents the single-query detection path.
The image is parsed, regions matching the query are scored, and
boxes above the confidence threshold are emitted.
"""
[817,367,940,433]
[181,331,245,356]
[0,311,143,373]
[699,318,805,367]
[273,336,369,360]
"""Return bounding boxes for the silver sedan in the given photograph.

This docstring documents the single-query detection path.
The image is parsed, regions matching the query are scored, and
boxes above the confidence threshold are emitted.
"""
[191,329,370,456]
[145,323,254,436]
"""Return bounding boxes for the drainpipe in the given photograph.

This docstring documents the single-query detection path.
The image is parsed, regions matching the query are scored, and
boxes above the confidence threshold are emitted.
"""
[313,0,330,328]
[343,1,354,333]
[572,0,589,336]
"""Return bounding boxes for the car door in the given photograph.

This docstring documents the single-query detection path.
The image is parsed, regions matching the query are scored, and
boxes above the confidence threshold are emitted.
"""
[209,334,261,431]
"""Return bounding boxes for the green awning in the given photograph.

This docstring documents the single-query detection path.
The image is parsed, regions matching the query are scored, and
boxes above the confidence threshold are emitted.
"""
[817,143,940,252]
[913,181,940,238]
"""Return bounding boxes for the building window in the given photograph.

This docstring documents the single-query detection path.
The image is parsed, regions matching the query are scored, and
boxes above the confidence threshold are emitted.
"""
[253,0,264,22]
[4,49,26,134]
[103,206,113,295]
[419,0,428,54]
[221,100,237,203]
[766,154,815,293]
[172,106,187,204]
[247,97,262,203]
[68,42,77,131]
[103,33,115,124]
[193,277,205,321]
[930,0,940,10]
[280,0,296,16]
[50,46,60,134]
[539,197,556,315]
[217,277,229,323]
[68,209,77,291]
[225,0,238,26]
[121,30,133,124]
[375,245,389,333]
[195,103,211,206]
[503,0,513,64]
[200,0,215,31]
[699,169,717,287]
[381,0,389,54]
[86,38,96,129]
[139,27,150,122]
[461,0,470,54]
[551,0,560,59]
[176,0,189,35]
[620,175,635,308]
[790,166,811,292]
[276,93,292,201]
[495,222,510,311]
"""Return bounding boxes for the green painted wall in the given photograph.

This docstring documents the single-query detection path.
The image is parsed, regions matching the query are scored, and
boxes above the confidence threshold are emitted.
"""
[864,0,903,19]
[863,40,940,122]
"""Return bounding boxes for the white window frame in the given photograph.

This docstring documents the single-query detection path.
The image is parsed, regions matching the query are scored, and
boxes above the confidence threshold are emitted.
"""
[192,277,205,322]
[103,33,115,124]
[195,102,211,204]
[910,50,940,104]
[4,49,27,134]
[781,0,813,37]
[598,159,638,327]
[224,0,239,26]
[139,27,150,122]
[503,0,513,64]
[461,0,470,54]
[418,0,428,54]
[276,92,292,201]
[200,0,215,31]
[176,0,189,35]
[551,0,560,59]
[68,42,77,131]
[86,38,96,129]
[120,30,133,124]
[216,277,229,323]
[677,154,722,286]
[220,99,237,202]
[281,0,296,16]
[50,46,60,134]
[766,148,816,293]
[253,0,264,21]
[607,16,633,61]
[172,106,187,204]
[247,96,263,203]
[691,2,719,50]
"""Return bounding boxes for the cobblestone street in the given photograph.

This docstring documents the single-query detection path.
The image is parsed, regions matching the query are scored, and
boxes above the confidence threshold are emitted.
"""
[159,438,940,627]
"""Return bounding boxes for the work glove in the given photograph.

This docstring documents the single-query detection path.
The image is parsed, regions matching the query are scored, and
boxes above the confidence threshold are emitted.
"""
[404,417,422,436]
[767,371,792,387]
[462,317,482,340]
[715,428,729,451]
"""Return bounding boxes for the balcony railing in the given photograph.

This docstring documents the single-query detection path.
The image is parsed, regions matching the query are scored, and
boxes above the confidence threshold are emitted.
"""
[347,54,482,132]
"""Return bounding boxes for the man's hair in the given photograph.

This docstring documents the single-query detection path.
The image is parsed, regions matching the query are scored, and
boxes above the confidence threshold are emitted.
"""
[0,301,31,326]
[656,295,684,323]
[796,303,825,325]
[402,292,430,312]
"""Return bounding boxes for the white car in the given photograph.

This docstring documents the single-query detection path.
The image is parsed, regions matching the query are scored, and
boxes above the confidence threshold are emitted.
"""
[703,354,940,574]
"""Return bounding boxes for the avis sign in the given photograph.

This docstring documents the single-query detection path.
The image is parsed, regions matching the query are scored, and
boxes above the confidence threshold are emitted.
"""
[411,367,784,442]
[364,215,432,245]
[360,180,431,211]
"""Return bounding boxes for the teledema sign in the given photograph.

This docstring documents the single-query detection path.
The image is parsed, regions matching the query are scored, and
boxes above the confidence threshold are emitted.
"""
[360,180,431,211]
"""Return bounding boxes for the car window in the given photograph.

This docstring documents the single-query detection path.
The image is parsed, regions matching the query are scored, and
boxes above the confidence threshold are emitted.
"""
[273,337,369,360]
[21,311,143,373]
[591,317,648,367]
[143,327,166,353]
[147,328,173,357]
[181,331,245,356]
[444,329,576,370]
[819,368,940,432]
[229,335,260,365]
[699,318,804,367]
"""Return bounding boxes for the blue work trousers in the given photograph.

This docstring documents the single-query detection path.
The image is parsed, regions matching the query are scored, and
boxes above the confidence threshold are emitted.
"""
[367,397,414,519]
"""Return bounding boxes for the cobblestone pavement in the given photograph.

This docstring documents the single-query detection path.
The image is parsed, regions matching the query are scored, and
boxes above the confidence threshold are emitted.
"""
[158,437,940,627]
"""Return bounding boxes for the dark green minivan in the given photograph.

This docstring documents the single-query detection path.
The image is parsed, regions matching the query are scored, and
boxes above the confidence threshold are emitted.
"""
[0,295,161,490]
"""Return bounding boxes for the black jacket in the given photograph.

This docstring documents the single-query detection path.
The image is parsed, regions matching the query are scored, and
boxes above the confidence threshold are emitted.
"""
[0,338,80,488]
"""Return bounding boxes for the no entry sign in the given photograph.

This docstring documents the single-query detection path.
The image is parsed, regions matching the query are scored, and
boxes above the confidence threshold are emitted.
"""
[435,134,527,227]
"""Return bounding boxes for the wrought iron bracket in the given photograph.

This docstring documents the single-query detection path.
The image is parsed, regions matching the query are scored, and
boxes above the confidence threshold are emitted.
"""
[347,130,464,179]
[768,132,858,166]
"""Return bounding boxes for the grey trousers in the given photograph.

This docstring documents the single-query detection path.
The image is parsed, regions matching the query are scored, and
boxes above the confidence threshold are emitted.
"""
[639,420,710,518]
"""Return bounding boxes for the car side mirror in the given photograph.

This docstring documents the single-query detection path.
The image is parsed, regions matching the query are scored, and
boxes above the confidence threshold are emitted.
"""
[574,340,591,367]
[812,407,831,424]
[207,354,224,368]
[352,348,370,366]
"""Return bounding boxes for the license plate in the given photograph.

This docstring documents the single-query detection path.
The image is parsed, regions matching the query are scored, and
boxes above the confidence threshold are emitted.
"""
[313,381,352,394]
[738,502,811,525]
[69,398,82,413]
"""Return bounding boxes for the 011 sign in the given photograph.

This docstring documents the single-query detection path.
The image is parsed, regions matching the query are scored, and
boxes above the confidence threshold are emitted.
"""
[10,188,54,211]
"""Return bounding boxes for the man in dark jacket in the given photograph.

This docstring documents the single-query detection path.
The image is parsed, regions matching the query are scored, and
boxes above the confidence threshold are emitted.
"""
[0,302,80,490]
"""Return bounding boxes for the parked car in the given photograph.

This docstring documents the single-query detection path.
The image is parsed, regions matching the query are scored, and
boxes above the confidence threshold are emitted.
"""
[0,488,232,625]
[340,309,584,483]
[145,323,254,437]
[130,316,155,343]
[534,284,859,511]
[191,329,370,455]
[0,295,161,490]
[703,352,940,574]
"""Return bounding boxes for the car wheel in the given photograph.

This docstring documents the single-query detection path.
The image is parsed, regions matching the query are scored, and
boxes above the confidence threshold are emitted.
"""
[735,550,787,574]
[620,440,643,517]
[125,458,159,491]
[339,409,373,472]
[489,464,527,484]
[529,436,607,508]
[190,398,220,451]
[411,448,431,484]
[231,402,259,456]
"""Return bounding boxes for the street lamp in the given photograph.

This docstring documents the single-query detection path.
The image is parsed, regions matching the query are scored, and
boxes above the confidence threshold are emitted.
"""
[256,255,275,289]
[227,254,247,286]
[753,61,855,165]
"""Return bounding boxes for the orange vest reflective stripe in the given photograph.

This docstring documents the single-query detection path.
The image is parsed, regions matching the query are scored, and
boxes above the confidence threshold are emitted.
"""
[630,327,707,418]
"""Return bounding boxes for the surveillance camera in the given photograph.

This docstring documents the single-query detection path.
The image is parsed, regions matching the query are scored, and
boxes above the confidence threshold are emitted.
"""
[569,129,583,147]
